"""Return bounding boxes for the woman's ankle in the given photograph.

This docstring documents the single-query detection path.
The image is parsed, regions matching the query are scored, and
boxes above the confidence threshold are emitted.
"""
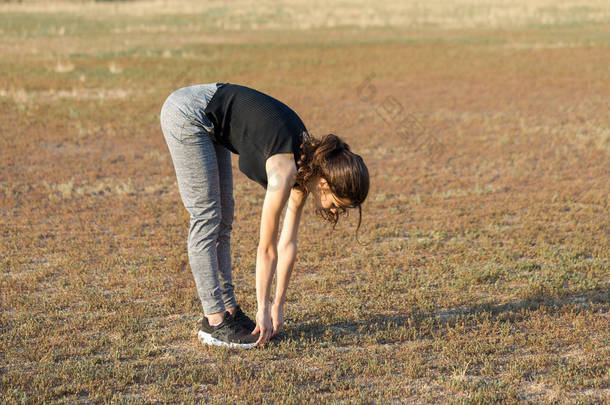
[205,311,225,326]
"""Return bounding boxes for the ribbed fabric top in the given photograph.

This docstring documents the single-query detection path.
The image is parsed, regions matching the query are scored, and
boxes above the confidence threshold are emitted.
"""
[204,83,307,189]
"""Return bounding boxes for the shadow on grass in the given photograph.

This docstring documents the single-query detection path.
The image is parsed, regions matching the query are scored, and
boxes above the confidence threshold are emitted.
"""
[276,290,609,346]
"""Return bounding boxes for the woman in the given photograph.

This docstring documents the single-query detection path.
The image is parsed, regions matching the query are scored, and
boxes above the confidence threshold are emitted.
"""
[160,82,369,348]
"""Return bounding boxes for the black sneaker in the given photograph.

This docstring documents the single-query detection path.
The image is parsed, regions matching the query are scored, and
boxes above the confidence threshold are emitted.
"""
[232,305,257,334]
[198,311,258,349]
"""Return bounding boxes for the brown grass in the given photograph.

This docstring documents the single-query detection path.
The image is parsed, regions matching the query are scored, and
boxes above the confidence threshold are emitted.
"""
[1,0,609,403]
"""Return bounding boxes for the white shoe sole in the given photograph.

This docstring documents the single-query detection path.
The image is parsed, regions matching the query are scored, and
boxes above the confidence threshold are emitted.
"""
[198,331,257,349]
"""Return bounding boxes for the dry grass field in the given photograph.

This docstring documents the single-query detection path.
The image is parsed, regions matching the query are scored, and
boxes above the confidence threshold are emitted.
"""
[1,0,609,403]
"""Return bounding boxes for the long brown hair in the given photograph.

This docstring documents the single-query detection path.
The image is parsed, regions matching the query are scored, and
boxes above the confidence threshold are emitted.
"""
[294,132,369,242]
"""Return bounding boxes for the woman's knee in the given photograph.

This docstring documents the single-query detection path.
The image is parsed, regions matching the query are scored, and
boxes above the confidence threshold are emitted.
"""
[188,208,222,252]
[187,195,222,221]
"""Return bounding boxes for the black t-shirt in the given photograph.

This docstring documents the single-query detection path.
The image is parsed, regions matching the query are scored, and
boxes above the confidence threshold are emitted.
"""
[204,83,307,189]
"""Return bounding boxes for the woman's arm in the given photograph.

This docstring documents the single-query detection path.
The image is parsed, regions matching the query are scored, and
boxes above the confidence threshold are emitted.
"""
[253,154,297,345]
[271,187,307,337]
[275,187,307,305]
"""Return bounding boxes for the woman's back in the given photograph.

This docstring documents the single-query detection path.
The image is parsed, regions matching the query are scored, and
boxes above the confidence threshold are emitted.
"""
[204,83,307,189]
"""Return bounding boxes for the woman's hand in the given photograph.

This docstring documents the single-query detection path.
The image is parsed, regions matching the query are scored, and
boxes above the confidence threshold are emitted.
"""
[271,301,284,338]
[253,306,273,346]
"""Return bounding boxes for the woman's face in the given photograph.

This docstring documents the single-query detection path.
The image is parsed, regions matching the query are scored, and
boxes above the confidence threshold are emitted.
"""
[314,177,351,214]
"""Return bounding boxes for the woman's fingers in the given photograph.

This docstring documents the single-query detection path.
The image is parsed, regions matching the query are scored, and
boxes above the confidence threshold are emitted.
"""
[255,327,271,346]
[270,303,284,338]
[254,307,273,346]
[256,327,266,345]
[271,322,280,337]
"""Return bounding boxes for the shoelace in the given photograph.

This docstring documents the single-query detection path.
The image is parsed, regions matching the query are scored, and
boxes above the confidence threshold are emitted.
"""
[221,312,241,329]
[234,308,256,329]
[220,313,255,341]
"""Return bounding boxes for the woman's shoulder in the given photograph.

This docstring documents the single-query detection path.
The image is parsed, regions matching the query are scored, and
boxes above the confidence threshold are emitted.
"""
[265,153,298,179]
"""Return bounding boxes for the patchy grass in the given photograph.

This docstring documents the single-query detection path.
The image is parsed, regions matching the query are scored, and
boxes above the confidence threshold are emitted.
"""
[1,0,609,403]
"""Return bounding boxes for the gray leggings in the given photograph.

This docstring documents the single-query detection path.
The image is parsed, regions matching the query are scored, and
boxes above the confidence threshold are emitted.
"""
[160,83,237,315]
